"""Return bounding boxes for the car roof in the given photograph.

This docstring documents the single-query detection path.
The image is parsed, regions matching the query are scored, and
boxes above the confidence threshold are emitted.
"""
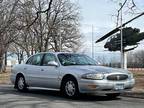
[35,52,80,55]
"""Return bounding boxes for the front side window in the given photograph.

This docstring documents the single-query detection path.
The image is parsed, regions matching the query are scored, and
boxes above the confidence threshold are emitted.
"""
[42,53,57,66]
[26,54,43,66]
[58,53,97,66]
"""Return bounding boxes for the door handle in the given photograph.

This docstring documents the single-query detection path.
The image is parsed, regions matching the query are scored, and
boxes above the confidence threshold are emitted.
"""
[24,68,27,70]
[41,69,44,71]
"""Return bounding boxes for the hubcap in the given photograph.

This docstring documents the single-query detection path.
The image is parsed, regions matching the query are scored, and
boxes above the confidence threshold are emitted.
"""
[65,81,76,96]
[18,77,24,90]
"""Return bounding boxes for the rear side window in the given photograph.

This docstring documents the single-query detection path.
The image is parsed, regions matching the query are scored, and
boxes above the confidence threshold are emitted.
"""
[26,54,43,66]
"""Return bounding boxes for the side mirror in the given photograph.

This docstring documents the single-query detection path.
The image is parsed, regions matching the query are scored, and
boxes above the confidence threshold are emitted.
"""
[47,61,59,67]
[97,62,101,66]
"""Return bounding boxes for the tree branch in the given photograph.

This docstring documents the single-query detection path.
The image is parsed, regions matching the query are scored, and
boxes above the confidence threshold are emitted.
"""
[27,0,53,28]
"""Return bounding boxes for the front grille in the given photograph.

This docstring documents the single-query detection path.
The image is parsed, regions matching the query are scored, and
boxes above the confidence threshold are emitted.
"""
[107,74,128,81]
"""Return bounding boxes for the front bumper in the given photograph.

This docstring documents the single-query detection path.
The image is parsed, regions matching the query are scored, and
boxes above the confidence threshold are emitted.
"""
[78,78,135,94]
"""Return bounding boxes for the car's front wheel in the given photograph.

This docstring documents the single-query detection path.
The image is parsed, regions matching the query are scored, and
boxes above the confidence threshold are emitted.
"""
[15,75,28,92]
[61,77,79,98]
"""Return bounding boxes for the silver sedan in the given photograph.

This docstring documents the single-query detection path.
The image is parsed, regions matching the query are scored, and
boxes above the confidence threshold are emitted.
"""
[10,52,135,98]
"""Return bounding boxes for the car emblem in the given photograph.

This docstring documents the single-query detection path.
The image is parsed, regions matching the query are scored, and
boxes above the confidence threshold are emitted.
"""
[116,75,120,80]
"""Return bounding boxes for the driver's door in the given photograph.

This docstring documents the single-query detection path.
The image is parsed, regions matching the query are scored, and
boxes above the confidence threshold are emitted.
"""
[40,53,60,89]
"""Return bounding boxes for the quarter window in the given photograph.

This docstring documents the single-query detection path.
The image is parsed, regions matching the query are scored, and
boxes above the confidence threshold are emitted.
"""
[26,56,33,65]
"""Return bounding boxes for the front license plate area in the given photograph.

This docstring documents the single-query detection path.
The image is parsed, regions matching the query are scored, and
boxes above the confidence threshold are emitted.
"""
[114,84,124,90]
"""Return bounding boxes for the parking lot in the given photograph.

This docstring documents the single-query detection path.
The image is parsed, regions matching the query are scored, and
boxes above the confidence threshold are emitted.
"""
[0,85,144,108]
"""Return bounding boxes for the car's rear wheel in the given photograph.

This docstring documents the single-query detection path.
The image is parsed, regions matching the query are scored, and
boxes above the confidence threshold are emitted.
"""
[61,77,79,98]
[15,75,28,92]
[106,93,120,98]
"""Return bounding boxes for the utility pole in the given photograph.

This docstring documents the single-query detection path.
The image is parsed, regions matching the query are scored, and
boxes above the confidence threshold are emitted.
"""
[120,2,124,69]
[124,52,127,69]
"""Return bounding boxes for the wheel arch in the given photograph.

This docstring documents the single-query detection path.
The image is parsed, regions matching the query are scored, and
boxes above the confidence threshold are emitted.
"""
[14,72,25,88]
[60,74,79,90]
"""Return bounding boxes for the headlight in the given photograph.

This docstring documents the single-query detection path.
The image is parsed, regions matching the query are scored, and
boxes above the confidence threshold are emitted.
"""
[128,72,133,79]
[81,73,104,80]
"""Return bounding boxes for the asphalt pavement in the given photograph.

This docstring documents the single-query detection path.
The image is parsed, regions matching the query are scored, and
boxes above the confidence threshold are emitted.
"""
[0,84,144,108]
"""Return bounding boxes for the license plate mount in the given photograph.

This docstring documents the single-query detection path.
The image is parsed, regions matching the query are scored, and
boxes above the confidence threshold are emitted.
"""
[114,83,124,90]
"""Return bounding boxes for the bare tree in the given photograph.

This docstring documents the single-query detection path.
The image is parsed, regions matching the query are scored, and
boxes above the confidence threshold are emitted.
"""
[0,0,20,72]
[0,0,81,72]
[134,50,144,68]
[12,0,53,56]
[127,50,144,68]
[47,0,81,52]
[13,0,81,56]
[8,44,25,64]
[127,52,135,67]
[111,0,143,27]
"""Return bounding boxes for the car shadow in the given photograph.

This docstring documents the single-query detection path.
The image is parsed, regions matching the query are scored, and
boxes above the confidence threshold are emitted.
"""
[2,86,121,102]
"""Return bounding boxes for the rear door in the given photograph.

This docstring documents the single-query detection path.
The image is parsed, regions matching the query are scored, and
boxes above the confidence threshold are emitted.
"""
[24,54,44,87]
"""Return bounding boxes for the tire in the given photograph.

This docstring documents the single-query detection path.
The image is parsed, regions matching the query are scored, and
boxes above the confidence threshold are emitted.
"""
[106,93,120,98]
[61,77,79,98]
[15,75,28,92]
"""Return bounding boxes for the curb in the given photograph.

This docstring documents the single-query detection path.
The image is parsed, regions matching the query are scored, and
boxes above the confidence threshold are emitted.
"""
[121,92,144,99]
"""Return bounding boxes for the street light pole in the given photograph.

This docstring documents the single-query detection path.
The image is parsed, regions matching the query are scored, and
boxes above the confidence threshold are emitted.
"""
[59,19,62,52]
[59,33,61,52]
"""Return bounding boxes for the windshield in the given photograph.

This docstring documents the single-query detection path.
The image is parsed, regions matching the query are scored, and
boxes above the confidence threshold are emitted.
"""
[58,53,97,66]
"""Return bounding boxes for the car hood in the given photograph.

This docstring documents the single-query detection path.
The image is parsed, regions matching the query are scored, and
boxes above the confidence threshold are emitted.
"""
[63,65,129,75]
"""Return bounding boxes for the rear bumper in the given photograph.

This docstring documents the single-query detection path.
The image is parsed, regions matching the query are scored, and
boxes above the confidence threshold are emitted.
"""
[78,78,135,94]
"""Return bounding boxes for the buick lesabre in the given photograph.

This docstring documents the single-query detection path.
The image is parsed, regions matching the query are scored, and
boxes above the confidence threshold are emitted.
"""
[11,52,135,98]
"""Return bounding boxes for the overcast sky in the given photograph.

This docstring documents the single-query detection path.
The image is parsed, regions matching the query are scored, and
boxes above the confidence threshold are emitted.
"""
[77,0,144,61]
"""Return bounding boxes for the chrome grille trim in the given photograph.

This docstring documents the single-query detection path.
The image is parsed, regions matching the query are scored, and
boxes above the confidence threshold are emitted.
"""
[107,74,128,81]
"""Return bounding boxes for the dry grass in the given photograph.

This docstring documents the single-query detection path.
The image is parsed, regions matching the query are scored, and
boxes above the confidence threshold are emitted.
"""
[130,70,144,93]
[0,67,11,84]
